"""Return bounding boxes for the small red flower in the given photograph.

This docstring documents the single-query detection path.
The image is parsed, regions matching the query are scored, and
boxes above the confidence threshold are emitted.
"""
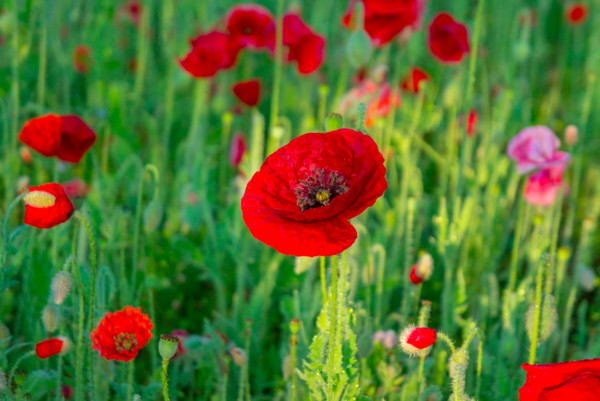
[365,83,401,127]
[401,67,429,93]
[20,146,33,164]
[91,306,153,362]
[73,45,92,74]
[466,109,478,137]
[23,183,75,229]
[18,114,96,163]
[524,165,566,207]
[232,79,261,107]
[36,337,71,359]
[342,0,427,47]
[241,129,387,256]
[565,3,588,26]
[399,326,436,357]
[230,132,248,168]
[410,265,423,284]
[283,12,326,75]
[62,385,74,399]
[179,31,241,78]
[62,178,90,198]
[119,0,142,26]
[226,4,276,53]
[171,330,188,360]
[428,13,470,64]
[520,359,600,400]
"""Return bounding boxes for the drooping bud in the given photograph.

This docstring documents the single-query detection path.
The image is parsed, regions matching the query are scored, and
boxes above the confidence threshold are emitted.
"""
[143,199,164,234]
[35,336,71,359]
[42,304,60,333]
[51,271,73,305]
[158,334,179,361]
[448,347,470,398]
[229,346,247,367]
[399,325,437,357]
[410,252,434,285]
[345,2,373,68]
[565,124,578,146]
[525,294,557,344]
[325,113,343,131]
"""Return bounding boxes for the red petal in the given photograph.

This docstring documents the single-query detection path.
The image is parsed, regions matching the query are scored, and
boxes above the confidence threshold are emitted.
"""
[36,338,64,359]
[18,114,63,157]
[56,115,96,163]
[406,328,436,349]
[24,183,74,229]
[232,79,261,107]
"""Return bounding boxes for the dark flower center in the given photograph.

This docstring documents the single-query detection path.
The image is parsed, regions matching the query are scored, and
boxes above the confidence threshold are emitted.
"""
[114,332,138,352]
[295,168,349,212]
[243,27,253,35]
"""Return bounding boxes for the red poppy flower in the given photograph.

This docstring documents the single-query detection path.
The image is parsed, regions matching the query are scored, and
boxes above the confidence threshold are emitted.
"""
[401,67,429,93]
[56,115,97,163]
[91,306,153,362]
[241,129,387,256]
[62,178,90,198]
[171,330,188,360]
[520,359,600,400]
[226,4,276,53]
[466,109,478,137]
[73,45,92,74]
[409,265,423,284]
[428,13,470,64]
[283,12,326,75]
[365,83,401,127]
[407,327,436,348]
[230,132,248,168]
[18,114,96,163]
[565,3,588,26]
[62,385,74,399]
[342,0,426,47]
[179,31,241,78]
[232,79,261,107]
[36,337,71,359]
[119,0,142,26]
[23,183,75,229]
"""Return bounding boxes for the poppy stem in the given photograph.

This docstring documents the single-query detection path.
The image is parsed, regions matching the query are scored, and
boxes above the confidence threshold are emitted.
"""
[436,332,461,401]
[70,222,85,401]
[161,360,170,401]
[326,254,338,401]
[127,360,135,401]
[0,192,26,288]
[320,256,327,304]
[528,254,548,365]
[269,0,285,135]
[508,185,526,293]
[355,102,366,132]
[7,350,35,392]
[289,319,299,401]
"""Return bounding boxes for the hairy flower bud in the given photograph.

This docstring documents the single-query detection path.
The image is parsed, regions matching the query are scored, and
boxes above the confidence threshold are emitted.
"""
[564,124,578,146]
[399,325,436,358]
[51,271,73,305]
[36,336,71,359]
[144,199,164,234]
[42,305,60,333]
[159,334,179,361]
[229,346,247,367]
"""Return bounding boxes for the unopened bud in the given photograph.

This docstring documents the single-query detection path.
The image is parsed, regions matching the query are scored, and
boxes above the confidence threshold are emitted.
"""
[144,199,164,234]
[325,113,343,131]
[229,346,247,367]
[346,23,373,68]
[42,305,60,333]
[399,325,436,358]
[159,334,179,361]
[51,271,73,305]
[565,124,578,146]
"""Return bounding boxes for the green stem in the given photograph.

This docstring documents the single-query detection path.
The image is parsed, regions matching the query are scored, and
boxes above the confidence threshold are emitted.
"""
[127,361,135,401]
[320,256,327,304]
[71,223,85,401]
[436,333,460,401]
[0,193,26,285]
[290,319,299,401]
[508,191,526,293]
[528,256,547,364]
[161,360,170,401]
[269,0,285,133]
[8,350,35,392]
[326,254,339,401]
[37,0,47,106]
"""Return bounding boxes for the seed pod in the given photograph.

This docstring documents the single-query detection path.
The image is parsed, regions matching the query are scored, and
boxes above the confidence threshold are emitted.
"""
[158,334,179,361]
[42,305,60,333]
[346,28,373,68]
[325,113,343,131]
[51,271,73,305]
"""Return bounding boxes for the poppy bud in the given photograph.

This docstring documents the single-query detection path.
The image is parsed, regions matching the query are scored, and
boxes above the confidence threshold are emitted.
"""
[325,113,343,131]
[410,253,434,285]
[229,346,247,367]
[448,347,469,397]
[399,326,437,358]
[61,385,74,399]
[36,336,71,359]
[346,12,373,68]
[565,124,578,146]
[159,334,179,361]
[16,176,30,193]
[513,41,530,62]
[525,295,557,344]
[51,271,73,305]
[20,146,32,164]
[143,199,164,234]
[42,304,60,333]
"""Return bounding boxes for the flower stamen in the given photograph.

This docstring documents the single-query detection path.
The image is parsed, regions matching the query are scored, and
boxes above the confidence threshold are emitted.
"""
[295,168,349,212]
[114,333,138,353]
[23,191,57,208]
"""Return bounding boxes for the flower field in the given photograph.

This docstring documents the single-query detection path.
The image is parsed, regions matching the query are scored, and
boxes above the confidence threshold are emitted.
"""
[0,0,599,400]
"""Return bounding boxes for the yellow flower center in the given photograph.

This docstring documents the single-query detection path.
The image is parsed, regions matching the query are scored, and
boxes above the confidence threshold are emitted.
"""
[114,333,138,352]
[315,189,330,206]
[23,191,56,208]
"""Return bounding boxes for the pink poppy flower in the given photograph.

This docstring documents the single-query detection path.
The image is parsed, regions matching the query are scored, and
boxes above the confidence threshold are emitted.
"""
[524,165,566,207]
[507,126,571,174]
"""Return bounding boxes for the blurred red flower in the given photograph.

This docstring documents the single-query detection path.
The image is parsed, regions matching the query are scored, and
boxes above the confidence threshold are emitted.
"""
[171,330,188,359]
[409,265,423,284]
[179,31,241,78]
[232,79,261,107]
[62,178,90,198]
[19,114,96,163]
[338,79,401,127]
[565,3,588,26]
[119,0,142,26]
[428,13,470,64]
[406,327,436,349]
[401,67,429,93]
[520,359,600,400]
[23,183,75,229]
[466,109,478,137]
[91,306,153,362]
[230,132,248,168]
[342,0,426,47]
[62,385,74,399]
[241,129,387,256]
[36,337,70,359]
[283,11,326,75]
[524,165,566,207]
[226,4,276,53]
[73,45,92,74]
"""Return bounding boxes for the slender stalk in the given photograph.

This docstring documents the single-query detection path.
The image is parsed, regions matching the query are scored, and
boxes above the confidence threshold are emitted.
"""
[71,223,85,401]
[508,191,525,293]
[528,256,547,364]
[8,350,35,391]
[161,360,170,401]
[326,254,339,401]
[127,361,135,401]
[290,319,299,401]
[269,0,285,133]
[0,193,26,285]
[320,256,327,304]
[436,333,460,401]
[37,0,47,106]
